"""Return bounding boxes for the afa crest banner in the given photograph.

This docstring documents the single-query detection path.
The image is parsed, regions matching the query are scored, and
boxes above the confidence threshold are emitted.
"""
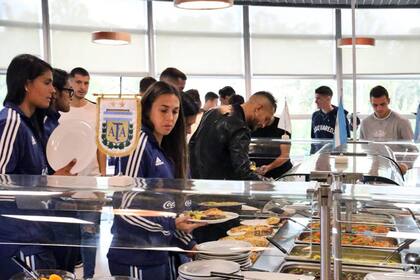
[97,98,141,157]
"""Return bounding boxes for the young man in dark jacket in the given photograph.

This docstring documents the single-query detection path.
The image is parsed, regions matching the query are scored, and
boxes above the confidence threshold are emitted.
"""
[189,91,276,181]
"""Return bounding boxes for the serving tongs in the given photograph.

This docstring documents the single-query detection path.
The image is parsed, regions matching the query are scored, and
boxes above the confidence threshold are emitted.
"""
[11,256,40,280]
[266,236,288,254]
[380,239,416,265]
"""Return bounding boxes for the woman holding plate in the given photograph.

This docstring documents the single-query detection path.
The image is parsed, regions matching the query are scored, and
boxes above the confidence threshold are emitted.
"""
[108,81,205,280]
[0,54,76,279]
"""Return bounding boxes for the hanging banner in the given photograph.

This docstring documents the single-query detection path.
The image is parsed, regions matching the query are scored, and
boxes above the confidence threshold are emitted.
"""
[97,97,141,157]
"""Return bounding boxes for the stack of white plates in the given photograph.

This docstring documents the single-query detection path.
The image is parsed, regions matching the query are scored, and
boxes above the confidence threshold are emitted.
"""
[178,259,240,280]
[196,240,253,269]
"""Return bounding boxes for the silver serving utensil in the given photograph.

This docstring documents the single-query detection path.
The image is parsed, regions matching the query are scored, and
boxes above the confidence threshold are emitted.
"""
[11,256,40,280]
[380,239,416,265]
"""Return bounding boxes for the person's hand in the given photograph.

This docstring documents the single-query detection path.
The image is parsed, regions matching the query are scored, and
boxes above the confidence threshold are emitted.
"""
[175,216,207,234]
[54,159,77,176]
[399,163,409,175]
[256,165,270,175]
[186,245,198,258]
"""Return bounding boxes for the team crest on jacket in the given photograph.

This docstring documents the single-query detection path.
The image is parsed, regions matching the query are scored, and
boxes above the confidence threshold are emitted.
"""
[97,97,141,157]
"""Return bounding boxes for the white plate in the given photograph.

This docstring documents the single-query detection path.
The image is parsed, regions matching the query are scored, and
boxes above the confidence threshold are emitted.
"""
[47,120,96,174]
[364,272,420,280]
[178,260,240,277]
[242,271,314,280]
[197,253,250,261]
[198,251,250,259]
[197,240,252,255]
[187,212,239,224]
[240,219,271,226]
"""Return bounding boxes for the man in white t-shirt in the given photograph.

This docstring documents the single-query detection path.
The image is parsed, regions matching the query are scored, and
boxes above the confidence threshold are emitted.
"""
[59,67,106,176]
[59,67,106,279]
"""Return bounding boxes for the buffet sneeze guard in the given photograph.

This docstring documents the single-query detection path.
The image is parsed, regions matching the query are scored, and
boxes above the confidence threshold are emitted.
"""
[1,174,420,279]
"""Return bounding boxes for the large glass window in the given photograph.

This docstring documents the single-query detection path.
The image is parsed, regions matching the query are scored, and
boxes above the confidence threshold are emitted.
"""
[343,79,420,116]
[0,0,43,68]
[186,77,245,104]
[252,78,337,139]
[153,2,244,75]
[0,74,6,107]
[85,76,142,102]
[48,0,148,73]
[250,7,335,75]
[341,9,420,74]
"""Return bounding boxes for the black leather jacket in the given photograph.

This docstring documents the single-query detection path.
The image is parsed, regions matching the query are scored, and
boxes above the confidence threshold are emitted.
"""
[189,105,262,180]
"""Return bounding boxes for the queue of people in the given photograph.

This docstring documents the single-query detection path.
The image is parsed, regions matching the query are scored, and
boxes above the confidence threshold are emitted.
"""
[0,53,418,280]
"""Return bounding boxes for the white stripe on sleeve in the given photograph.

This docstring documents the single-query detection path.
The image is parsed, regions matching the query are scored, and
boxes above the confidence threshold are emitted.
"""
[125,133,146,177]
[0,110,21,173]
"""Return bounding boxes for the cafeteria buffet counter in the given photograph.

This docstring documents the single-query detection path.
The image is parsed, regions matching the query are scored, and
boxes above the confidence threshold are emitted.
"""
[1,175,420,279]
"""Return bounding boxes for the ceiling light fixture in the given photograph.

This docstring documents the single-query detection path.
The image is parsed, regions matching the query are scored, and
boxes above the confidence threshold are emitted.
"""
[338,37,375,48]
[92,31,131,46]
[174,0,233,10]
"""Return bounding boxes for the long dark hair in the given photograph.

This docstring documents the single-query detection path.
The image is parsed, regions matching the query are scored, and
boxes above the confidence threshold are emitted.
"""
[142,81,187,179]
[4,54,53,141]
[5,54,53,106]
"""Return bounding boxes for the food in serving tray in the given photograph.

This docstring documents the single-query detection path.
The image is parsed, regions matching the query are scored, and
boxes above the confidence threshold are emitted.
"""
[229,225,273,236]
[289,245,401,265]
[309,222,391,234]
[221,234,269,247]
[284,268,366,280]
[185,208,226,220]
[300,232,396,248]
[266,216,281,225]
[201,201,242,206]
[41,275,63,280]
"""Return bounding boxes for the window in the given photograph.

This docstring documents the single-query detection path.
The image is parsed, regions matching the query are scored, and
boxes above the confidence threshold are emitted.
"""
[250,7,335,75]
[252,78,337,139]
[0,0,43,68]
[48,0,148,73]
[341,9,420,74]
[186,77,245,104]
[343,79,420,116]
[153,2,244,75]
[0,74,6,108]
[85,76,142,102]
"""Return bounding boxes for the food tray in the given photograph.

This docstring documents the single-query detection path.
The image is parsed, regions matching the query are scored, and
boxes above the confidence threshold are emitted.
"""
[295,231,398,250]
[308,221,395,235]
[279,261,402,280]
[285,245,402,267]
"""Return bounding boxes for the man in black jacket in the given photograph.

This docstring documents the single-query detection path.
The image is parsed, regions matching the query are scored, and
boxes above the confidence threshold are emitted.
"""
[189,91,277,180]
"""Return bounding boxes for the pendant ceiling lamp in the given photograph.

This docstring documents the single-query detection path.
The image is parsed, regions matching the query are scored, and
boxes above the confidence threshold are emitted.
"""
[338,37,375,48]
[174,0,233,10]
[92,31,131,45]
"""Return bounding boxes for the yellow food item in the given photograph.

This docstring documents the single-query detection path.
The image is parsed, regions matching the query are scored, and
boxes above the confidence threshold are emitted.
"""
[202,201,240,206]
[49,274,63,280]
[309,222,391,234]
[302,232,395,248]
[184,208,226,220]
[221,234,269,247]
[266,216,280,225]
[229,225,272,236]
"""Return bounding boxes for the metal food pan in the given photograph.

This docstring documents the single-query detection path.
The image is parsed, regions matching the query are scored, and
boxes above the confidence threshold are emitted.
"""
[279,261,402,280]
[312,212,395,225]
[295,231,398,250]
[285,245,402,267]
[308,221,396,235]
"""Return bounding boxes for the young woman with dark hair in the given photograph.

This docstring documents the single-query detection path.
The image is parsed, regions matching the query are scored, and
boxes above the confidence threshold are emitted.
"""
[108,81,204,280]
[0,54,76,279]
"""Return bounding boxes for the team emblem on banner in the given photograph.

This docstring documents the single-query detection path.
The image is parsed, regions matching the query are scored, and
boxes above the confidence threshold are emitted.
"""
[97,98,141,157]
